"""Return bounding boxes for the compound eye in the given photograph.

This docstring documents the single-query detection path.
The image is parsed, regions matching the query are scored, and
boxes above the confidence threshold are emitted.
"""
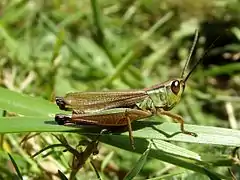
[171,80,180,95]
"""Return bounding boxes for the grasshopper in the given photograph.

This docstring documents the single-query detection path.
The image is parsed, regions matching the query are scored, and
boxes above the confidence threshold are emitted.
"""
[55,30,201,149]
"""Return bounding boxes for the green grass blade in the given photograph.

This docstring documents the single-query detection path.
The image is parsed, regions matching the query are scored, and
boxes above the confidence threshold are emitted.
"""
[0,87,58,116]
[124,142,151,180]
[100,137,229,179]
[152,139,201,160]
[8,153,23,180]
[0,116,239,147]
[131,120,240,146]
[0,117,77,133]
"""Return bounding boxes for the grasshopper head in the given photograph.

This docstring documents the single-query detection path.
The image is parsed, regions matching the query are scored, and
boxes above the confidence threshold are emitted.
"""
[163,78,185,110]
[147,30,209,111]
[161,29,217,111]
[163,30,199,110]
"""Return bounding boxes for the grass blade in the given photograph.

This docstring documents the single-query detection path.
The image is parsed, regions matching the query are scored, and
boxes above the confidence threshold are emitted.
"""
[0,87,58,116]
[124,142,151,180]
[0,116,239,147]
[8,153,23,180]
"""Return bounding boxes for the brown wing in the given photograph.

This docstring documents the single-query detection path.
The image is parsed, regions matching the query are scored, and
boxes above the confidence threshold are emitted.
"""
[60,90,148,112]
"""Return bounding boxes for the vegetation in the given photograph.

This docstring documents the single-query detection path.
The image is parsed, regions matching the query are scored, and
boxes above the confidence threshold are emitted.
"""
[0,0,239,179]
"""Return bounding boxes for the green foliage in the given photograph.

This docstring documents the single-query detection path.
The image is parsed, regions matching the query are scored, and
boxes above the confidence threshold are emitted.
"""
[0,0,239,179]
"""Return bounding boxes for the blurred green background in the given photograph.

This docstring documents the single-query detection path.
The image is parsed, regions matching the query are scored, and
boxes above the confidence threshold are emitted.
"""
[0,0,240,179]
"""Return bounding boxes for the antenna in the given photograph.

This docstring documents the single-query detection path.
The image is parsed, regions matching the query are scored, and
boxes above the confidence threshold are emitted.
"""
[181,29,199,79]
[183,33,220,83]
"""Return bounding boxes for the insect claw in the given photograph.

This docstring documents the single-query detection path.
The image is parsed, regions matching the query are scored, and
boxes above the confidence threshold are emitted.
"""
[182,130,198,137]
[189,132,198,137]
[55,97,67,110]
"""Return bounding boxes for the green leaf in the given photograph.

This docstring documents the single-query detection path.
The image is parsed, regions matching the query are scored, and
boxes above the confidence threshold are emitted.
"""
[100,137,228,179]
[0,116,239,147]
[124,142,151,180]
[151,139,200,160]
[0,117,78,133]
[0,87,58,116]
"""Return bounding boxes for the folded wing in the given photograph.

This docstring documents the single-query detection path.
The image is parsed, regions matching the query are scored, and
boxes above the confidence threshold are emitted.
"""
[61,90,148,112]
